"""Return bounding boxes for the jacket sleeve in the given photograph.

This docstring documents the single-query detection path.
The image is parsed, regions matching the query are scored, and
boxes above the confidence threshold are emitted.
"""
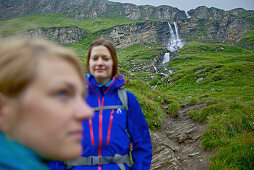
[126,91,152,170]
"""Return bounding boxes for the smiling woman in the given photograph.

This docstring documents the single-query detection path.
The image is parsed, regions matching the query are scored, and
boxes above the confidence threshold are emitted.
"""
[48,38,152,170]
[0,37,94,169]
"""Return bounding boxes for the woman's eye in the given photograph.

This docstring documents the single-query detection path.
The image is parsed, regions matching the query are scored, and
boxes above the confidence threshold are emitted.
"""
[104,57,110,61]
[57,90,69,99]
[91,57,98,61]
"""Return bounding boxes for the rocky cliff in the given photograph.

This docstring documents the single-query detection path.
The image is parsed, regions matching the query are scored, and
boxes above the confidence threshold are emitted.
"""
[1,0,253,48]
[0,0,186,22]
[99,13,251,49]
[25,26,87,45]
[102,21,170,49]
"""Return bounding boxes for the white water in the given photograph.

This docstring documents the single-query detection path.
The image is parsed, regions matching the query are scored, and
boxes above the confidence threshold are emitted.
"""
[162,52,170,64]
[162,22,184,65]
[153,64,158,73]
[159,22,184,75]
[167,22,184,52]
[185,11,191,18]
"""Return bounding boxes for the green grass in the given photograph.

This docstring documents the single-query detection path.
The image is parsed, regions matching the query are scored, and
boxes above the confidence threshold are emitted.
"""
[117,43,165,62]
[124,78,179,129]
[157,41,254,102]
[237,27,254,49]
[155,41,254,169]
[209,132,254,170]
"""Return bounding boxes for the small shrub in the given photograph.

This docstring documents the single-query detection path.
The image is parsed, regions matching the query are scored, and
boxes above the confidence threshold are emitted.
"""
[168,102,180,117]
[189,98,198,105]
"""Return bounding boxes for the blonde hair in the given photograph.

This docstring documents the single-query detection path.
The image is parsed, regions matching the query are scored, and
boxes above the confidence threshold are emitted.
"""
[0,37,85,97]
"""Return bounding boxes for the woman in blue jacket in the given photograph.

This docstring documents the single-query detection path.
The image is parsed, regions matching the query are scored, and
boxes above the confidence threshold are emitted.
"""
[48,38,152,170]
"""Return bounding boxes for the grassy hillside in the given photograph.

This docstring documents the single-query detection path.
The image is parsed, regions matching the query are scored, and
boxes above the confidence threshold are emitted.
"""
[116,41,254,169]
[155,41,254,169]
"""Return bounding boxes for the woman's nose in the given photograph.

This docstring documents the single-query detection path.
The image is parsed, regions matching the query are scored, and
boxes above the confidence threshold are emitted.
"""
[74,98,94,120]
[97,57,103,65]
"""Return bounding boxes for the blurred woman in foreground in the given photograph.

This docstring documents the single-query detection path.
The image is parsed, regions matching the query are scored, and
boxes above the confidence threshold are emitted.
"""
[0,37,93,169]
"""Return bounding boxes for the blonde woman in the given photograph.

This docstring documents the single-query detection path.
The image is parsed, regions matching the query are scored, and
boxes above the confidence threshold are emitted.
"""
[0,37,93,169]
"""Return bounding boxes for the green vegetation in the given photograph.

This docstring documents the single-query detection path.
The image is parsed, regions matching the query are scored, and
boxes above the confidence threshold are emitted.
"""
[125,78,178,129]
[237,27,254,49]
[237,11,254,24]
[209,132,254,169]
[155,41,254,169]
[117,43,164,62]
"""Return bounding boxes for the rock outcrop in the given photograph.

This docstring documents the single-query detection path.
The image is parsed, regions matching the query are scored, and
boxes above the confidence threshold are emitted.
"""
[0,0,186,22]
[102,21,171,49]
[25,26,86,45]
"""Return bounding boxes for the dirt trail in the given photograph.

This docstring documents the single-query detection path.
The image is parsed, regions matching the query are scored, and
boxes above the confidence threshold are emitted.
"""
[150,102,214,170]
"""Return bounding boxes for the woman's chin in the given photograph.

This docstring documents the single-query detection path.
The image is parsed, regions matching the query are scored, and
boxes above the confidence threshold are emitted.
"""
[50,145,82,161]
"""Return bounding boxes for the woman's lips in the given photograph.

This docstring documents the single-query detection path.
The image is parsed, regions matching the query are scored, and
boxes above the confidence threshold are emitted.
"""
[95,69,104,72]
[68,130,83,140]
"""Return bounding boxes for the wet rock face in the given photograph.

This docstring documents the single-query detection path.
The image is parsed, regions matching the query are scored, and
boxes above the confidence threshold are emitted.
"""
[102,21,171,49]
[25,27,87,45]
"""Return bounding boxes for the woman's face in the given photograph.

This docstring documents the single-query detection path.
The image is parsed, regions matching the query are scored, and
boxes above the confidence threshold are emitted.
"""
[0,58,93,160]
[89,45,113,84]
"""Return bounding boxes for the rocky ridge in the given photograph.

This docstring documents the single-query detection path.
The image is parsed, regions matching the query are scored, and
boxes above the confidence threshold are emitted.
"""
[25,26,87,45]
[0,0,186,21]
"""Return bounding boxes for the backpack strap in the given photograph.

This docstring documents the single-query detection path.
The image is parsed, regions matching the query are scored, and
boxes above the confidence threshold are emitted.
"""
[66,154,131,169]
[93,105,125,111]
[117,88,128,111]
[92,88,128,112]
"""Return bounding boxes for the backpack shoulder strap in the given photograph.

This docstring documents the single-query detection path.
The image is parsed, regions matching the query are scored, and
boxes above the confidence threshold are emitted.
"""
[118,88,128,111]
[92,88,128,112]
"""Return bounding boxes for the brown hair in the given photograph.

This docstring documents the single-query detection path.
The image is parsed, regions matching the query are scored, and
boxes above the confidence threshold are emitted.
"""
[0,36,85,97]
[86,38,120,79]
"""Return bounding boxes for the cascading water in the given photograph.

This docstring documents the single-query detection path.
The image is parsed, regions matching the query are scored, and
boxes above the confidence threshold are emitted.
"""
[167,22,184,52]
[162,52,170,64]
[161,22,184,74]
[152,22,184,88]
[185,11,191,18]
[153,64,158,73]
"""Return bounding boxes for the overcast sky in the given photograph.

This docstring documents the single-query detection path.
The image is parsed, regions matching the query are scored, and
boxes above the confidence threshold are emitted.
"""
[109,0,254,12]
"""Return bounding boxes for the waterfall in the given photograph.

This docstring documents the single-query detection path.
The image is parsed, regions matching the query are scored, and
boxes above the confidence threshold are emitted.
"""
[153,64,158,73]
[185,11,191,18]
[162,52,170,64]
[167,22,184,52]
[159,22,184,75]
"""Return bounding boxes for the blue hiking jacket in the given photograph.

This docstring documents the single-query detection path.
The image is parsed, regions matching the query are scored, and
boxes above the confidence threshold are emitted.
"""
[47,75,152,170]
